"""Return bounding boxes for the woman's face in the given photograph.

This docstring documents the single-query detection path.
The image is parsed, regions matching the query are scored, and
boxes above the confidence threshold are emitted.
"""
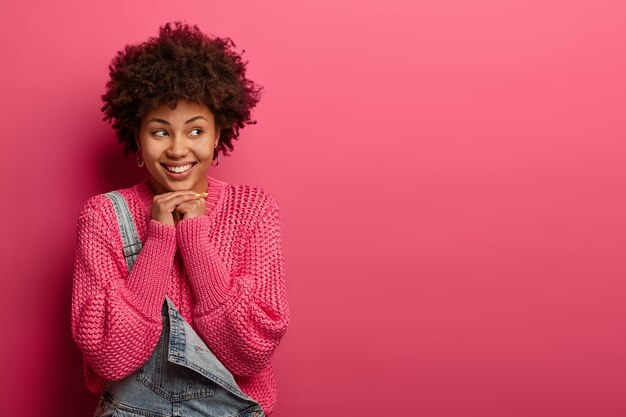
[137,99,219,195]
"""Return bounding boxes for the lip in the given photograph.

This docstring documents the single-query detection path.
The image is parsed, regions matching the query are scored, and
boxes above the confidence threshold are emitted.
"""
[161,162,197,179]
[160,162,197,167]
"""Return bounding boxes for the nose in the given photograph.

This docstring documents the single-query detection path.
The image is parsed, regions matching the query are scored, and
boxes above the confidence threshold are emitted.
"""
[166,134,188,158]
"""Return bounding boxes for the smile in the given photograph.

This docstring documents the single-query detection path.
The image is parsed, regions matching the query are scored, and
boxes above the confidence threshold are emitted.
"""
[162,163,195,173]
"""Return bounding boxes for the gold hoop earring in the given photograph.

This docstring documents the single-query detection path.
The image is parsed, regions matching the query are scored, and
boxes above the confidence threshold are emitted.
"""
[136,152,144,168]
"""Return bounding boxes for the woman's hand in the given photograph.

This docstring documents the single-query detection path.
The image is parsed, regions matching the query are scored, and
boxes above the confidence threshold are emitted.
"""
[152,191,208,226]
[175,194,207,222]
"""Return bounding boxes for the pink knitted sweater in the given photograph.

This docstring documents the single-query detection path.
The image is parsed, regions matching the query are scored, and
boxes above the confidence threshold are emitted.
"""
[71,175,289,414]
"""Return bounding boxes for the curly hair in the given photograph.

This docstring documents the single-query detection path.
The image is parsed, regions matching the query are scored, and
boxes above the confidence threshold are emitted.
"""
[101,22,262,159]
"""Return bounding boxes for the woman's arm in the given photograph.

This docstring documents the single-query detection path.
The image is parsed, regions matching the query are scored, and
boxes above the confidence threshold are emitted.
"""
[71,195,177,380]
[176,196,290,376]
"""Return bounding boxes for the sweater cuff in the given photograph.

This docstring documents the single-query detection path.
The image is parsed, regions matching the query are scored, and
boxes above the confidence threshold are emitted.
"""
[176,216,232,311]
[124,220,177,316]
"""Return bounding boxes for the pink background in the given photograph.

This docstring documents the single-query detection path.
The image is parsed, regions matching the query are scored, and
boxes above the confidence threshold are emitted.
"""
[1,1,625,416]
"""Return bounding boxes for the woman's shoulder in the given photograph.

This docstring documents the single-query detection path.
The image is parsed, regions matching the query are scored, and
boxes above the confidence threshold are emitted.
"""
[77,180,150,221]
[217,177,280,221]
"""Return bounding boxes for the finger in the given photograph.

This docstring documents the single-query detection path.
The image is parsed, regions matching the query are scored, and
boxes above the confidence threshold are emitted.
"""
[175,200,206,220]
[153,191,208,203]
[153,192,206,209]
[175,196,205,209]
[176,198,205,212]
[159,194,207,211]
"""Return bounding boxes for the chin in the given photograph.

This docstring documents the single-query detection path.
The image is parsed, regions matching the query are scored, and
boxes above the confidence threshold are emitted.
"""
[167,184,192,192]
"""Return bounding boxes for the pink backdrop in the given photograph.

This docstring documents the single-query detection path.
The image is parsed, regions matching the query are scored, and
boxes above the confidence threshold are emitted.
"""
[1,1,625,416]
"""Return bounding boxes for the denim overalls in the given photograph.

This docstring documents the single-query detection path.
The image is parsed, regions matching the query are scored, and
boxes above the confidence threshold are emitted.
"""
[94,191,264,417]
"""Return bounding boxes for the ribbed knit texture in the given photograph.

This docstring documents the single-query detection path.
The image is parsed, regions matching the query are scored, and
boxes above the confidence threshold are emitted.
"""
[71,176,289,414]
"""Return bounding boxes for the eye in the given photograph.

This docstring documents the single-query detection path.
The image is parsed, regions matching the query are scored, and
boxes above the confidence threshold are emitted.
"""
[152,129,168,138]
[189,128,203,137]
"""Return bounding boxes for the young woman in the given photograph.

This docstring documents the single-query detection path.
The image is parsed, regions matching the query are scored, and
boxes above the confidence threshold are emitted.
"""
[71,22,289,416]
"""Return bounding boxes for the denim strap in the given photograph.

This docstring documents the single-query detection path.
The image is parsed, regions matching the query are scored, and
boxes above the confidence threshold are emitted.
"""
[104,191,143,272]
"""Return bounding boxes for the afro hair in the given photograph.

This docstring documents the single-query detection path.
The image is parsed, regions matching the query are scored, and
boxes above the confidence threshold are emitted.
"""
[101,21,262,159]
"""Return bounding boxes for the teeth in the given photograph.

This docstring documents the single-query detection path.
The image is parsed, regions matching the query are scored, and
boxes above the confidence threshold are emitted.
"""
[165,164,193,173]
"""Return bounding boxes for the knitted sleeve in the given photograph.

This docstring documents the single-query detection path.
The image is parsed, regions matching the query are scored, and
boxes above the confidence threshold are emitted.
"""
[71,195,177,381]
[176,195,290,376]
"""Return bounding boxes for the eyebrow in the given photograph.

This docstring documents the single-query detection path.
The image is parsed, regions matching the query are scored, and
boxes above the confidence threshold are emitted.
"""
[147,116,208,125]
